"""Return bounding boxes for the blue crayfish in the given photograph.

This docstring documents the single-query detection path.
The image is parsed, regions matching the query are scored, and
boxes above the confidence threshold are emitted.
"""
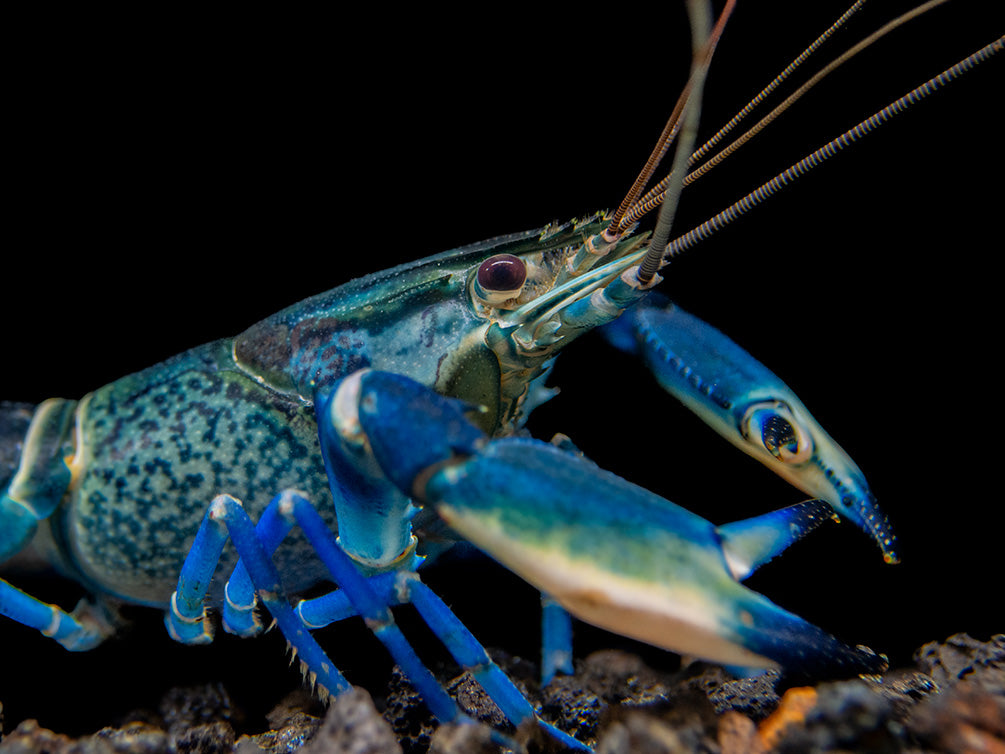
[2,3,1001,750]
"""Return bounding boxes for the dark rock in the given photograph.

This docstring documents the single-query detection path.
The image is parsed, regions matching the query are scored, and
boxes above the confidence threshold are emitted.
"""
[238,689,324,754]
[445,673,507,730]
[595,707,709,754]
[860,668,939,720]
[686,664,782,721]
[93,722,173,754]
[716,711,760,754]
[905,681,1005,753]
[299,687,401,754]
[1,720,80,754]
[245,711,321,754]
[773,680,900,754]
[540,649,674,746]
[427,722,502,754]
[592,682,720,754]
[175,721,235,754]
[575,650,672,706]
[5,633,1005,753]
[381,668,435,754]
[263,690,324,732]
[913,632,1005,691]
[647,688,719,751]
[159,683,236,741]
[540,675,605,743]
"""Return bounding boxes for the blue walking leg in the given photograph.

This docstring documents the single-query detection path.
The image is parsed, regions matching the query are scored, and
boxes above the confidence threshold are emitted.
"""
[165,498,231,644]
[295,575,390,629]
[169,490,489,734]
[276,491,466,726]
[0,400,108,650]
[541,593,574,685]
[0,579,113,650]
[293,567,589,750]
[222,499,295,636]
[168,490,303,640]
[406,576,590,751]
[300,572,536,721]
[183,493,354,697]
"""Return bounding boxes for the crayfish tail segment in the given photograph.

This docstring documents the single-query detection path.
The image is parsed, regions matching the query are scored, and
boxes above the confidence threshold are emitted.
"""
[1,398,77,561]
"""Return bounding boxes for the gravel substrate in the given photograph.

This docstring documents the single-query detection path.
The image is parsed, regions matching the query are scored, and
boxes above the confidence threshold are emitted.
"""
[2,632,1001,753]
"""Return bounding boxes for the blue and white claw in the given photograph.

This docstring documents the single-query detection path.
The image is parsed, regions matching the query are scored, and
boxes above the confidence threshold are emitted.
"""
[339,369,888,678]
[603,294,898,564]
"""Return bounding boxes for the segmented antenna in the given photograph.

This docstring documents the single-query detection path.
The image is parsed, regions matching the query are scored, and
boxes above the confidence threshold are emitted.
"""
[659,37,1002,265]
[604,0,736,243]
[609,0,1001,275]
[608,0,863,243]
[636,0,724,284]
[619,0,953,234]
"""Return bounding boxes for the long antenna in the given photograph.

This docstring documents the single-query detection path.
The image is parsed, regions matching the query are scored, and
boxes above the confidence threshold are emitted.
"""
[635,0,721,284]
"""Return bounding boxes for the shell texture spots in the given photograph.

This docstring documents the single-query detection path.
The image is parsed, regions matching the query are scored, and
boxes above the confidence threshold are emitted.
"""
[64,341,334,604]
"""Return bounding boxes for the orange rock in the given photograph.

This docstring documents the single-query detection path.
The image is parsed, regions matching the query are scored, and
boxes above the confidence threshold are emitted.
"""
[757,686,818,750]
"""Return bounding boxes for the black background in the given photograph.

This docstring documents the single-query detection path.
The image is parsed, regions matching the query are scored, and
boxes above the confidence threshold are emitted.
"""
[2,1,1002,736]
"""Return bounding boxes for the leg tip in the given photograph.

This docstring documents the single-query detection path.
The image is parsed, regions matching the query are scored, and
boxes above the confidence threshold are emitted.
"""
[165,591,214,645]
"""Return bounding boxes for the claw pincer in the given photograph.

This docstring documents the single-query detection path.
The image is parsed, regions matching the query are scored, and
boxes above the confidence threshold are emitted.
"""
[342,369,887,677]
[604,294,898,563]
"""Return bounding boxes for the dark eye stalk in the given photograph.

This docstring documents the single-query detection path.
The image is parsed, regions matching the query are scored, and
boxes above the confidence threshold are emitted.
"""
[474,254,527,306]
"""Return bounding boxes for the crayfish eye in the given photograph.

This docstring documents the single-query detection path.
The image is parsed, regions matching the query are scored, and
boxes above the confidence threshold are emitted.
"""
[474,254,527,306]
[741,401,814,464]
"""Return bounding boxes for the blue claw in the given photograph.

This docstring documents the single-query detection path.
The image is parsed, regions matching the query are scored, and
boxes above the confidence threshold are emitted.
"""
[346,370,887,678]
[603,295,898,563]
[718,498,836,580]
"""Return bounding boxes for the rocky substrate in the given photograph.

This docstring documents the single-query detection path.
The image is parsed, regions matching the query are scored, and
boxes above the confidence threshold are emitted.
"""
[1,633,1001,754]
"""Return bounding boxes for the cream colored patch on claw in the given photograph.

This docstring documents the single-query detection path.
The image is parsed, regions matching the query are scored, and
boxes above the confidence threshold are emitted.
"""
[438,503,777,670]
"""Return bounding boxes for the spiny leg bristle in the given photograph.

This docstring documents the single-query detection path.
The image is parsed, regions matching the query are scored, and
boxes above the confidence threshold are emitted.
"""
[284,641,336,704]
